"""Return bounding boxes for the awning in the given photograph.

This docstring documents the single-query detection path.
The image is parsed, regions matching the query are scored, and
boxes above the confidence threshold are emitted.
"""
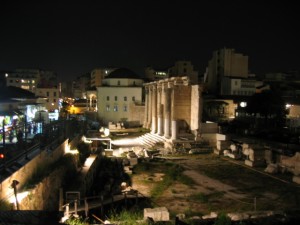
[0,109,24,116]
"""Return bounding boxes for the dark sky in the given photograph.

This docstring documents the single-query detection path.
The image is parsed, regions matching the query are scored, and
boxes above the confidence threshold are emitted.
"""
[0,1,299,81]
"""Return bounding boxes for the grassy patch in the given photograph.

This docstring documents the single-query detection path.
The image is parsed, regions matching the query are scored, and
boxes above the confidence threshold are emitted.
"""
[0,199,11,210]
[107,209,146,225]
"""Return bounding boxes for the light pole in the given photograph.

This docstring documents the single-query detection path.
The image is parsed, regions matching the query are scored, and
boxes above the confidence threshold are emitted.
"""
[11,179,20,210]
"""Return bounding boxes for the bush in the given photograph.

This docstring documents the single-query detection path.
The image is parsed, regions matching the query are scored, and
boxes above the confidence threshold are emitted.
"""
[77,141,90,166]
[214,212,231,225]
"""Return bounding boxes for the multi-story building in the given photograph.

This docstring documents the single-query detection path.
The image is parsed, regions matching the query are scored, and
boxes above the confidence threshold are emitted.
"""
[144,61,198,84]
[168,61,199,84]
[35,87,60,112]
[97,68,144,125]
[72,73,90,99]
[221,77,264,96]
[144,66,168,81]
[5,69,57,93]
[90,68,116,88]
[204,48,249,95]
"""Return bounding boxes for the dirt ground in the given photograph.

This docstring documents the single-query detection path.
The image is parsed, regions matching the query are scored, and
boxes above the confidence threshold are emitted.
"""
[130,154,300,217]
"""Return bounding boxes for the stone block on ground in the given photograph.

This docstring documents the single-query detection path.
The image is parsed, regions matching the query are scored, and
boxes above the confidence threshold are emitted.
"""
[104,149,113,157]
[292,175,300,184]
[264,163,278,174]
[217,140,231,150]
[129,158,138,166]
[214,149,223,155]
[144,207,169,221]
[245,159,266,167]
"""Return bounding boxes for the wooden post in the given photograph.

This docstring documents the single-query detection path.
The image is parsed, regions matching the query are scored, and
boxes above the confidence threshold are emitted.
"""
[74,200,78,217]
[100,195,104,218]
[84,198,88,217]
[135,190,138,205]
[124,192,127,207]
[111,194,114,206]
[65,204,69,218]
[59,188,64,211]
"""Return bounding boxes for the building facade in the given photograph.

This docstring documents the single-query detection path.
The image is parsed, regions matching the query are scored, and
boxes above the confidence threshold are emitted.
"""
[5,69,57,93]
[143,76,203,140]
[35,87,60,112]
[72,73,90,99]
[168,61,199,84]
[90,68,116,88]
[96,68,144,125]
[204,48,249,95]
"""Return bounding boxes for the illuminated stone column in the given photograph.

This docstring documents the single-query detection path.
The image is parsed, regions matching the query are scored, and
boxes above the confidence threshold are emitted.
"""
[151,85,157,134]
[143,86,149,128]
[171,84,177,140]
[147,85,152,129]
[163,83,171,138]
[157,84,163,136]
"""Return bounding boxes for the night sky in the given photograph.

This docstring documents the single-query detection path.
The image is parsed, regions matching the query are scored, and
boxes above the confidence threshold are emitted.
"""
[0,1,299,81]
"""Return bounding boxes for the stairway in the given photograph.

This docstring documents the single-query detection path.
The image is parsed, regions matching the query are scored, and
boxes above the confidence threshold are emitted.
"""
[136,133,166,148]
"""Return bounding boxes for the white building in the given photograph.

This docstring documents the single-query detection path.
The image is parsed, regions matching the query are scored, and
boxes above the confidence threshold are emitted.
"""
[221,77,264,96]
[97,68,144,125]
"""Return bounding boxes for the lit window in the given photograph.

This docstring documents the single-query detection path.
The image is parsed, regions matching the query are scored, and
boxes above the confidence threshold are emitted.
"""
[114,105,118,112]
[106,105,110,111]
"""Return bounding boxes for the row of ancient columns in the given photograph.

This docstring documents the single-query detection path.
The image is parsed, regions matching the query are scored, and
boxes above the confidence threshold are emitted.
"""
[143,81,177,140]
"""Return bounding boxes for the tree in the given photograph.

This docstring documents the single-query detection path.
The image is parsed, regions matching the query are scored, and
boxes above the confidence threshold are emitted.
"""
[246,90,287,127]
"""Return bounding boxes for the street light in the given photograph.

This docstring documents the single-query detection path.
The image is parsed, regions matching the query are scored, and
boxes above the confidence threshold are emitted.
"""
[11,179,20,210]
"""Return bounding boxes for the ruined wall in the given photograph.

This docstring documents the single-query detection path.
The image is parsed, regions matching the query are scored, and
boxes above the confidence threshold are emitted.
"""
[21,167,68,210]
[173,85,191,126]
[0,139,68,200]
[128,103,145,127]
[1,135,101,210]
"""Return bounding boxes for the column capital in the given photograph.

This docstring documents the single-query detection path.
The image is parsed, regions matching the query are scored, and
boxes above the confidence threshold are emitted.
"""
[167,81,174,89]
[149,85,157,92]
[157,83,162,93]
